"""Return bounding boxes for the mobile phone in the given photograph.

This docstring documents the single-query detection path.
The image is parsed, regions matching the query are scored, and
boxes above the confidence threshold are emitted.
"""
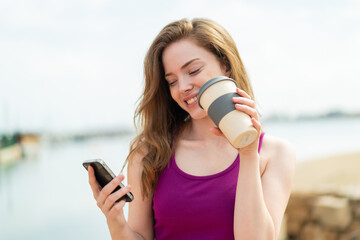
[83,159,134,202]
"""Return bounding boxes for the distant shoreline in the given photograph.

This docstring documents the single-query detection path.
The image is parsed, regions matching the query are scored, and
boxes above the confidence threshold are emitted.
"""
[263,111,360,123]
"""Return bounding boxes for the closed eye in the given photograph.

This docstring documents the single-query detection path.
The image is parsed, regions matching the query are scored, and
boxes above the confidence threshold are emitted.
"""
[168,80,177,86]
[189,68,201,75]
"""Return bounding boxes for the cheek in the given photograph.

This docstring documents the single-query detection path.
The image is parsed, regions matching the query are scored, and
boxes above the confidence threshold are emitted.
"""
[200,66,227,83]
[169,88,180,103]
[200,73,219,84]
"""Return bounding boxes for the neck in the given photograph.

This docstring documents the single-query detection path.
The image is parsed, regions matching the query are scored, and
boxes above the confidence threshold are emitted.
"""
[184,116,221,141]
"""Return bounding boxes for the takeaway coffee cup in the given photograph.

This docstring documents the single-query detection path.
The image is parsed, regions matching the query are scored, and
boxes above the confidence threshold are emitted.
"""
[198,76,258,148]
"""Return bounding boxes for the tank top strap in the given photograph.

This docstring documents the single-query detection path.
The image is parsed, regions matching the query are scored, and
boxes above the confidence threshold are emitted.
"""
[258,132,265,153]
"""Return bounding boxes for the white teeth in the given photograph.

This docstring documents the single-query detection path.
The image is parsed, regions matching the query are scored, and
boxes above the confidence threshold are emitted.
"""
[186,96,197,104]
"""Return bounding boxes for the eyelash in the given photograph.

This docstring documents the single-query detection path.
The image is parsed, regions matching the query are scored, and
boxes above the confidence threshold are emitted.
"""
[168,81,176,86]
[189,68,201,75]
[167,67,201,86]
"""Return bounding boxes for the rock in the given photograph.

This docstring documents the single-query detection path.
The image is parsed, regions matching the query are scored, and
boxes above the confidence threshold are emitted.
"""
[300,223,338,240]
[339,220,360,240]
[312,195,352,231]
[286,194,312,236]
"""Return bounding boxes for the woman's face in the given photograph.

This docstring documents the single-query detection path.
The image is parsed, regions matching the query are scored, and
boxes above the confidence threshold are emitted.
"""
[162,39,228,120]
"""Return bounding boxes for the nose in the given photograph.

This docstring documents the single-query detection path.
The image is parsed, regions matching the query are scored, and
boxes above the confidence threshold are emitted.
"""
[178,76,193,93]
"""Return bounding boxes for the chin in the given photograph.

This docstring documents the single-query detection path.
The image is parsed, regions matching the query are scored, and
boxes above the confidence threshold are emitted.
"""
[188,110,208,120]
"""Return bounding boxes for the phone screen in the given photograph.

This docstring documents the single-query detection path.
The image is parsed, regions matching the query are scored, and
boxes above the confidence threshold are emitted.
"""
[83,159,134,202]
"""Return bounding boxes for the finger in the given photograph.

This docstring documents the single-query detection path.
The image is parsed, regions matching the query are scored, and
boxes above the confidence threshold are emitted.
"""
[235,104,259,120]
[251,117,262,133]
[88,166,101,198]
[102,185,132,214]
[232,97,255,108]
[108,200,127,220]
[236,88,251,99]
[97,174,125,207]
[209,127,223,136]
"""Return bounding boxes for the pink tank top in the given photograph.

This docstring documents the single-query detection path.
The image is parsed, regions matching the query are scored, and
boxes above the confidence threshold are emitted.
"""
[153,133,265,240]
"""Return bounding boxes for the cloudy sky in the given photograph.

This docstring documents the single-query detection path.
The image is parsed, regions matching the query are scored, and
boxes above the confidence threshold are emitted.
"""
[1,0,359,133]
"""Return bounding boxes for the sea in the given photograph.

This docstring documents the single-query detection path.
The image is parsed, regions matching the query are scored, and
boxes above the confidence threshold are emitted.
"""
[0,117,359,240]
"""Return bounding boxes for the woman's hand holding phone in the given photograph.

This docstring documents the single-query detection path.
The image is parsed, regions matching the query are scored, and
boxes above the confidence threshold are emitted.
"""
[88,166,132,232]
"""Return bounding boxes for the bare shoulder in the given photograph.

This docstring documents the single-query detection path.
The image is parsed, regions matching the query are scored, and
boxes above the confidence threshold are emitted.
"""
[127,145,148,197]
[261,134,296,175]
[127,143,148,173]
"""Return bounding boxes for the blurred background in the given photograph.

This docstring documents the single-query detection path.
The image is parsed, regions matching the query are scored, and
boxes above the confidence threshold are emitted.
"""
[0,0,359,239]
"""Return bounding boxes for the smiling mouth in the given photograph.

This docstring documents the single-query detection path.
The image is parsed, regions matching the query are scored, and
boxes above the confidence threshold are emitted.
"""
[186,96,198,105]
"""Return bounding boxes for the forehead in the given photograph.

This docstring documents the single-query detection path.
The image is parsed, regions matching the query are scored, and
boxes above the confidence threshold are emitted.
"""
[162,39,217,70]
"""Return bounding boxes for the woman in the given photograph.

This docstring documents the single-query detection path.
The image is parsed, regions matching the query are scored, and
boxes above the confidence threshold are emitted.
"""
[88,18,296,240]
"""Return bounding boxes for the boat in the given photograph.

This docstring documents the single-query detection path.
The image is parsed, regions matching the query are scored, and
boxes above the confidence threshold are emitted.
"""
[0,134,22,167]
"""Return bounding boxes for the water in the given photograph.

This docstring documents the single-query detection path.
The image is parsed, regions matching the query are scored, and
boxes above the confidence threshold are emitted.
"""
[0,135,134,240]
[0,117,359,239]
[263,117,360,161]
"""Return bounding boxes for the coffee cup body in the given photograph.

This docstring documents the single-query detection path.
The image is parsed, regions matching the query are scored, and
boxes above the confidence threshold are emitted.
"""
[198,76,258,148]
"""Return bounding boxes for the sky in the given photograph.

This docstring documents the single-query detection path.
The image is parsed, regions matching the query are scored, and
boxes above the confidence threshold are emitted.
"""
[0,0,359,134]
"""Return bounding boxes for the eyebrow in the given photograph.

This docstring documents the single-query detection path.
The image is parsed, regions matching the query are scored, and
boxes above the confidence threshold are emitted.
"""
[164,58,200,77]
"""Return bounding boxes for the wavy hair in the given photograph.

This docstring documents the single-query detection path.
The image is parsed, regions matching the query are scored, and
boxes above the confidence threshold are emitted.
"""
[122,18,254,199]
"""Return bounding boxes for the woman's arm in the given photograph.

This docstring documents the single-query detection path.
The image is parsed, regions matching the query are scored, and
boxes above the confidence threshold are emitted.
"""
[231,88,296,240]
[259,137,296,238]
[88,150,154,240]
[126,150,155,240]
[234,138,295,240]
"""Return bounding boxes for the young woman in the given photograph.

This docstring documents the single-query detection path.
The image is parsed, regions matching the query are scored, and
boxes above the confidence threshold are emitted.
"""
[88,18,296,240]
